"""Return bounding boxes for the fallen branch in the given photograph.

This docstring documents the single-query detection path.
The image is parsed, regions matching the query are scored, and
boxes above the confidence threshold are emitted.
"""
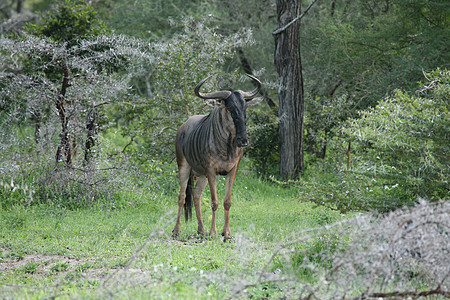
[361,285,449,299]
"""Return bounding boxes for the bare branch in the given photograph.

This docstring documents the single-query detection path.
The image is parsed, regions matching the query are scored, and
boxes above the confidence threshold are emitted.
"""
[272,0,320,35]
[158,126,178,135]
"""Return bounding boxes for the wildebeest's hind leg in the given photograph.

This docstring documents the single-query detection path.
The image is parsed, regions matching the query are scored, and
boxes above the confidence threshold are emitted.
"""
[172,163,191,238]
[193,176,208,235]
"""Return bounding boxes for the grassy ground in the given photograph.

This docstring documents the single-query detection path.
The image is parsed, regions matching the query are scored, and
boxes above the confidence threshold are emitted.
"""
[0,166,344,299]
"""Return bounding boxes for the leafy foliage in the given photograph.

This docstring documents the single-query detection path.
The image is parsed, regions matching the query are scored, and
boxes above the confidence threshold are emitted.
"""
[246,111,280,178]
[1,1,143,163]
[26,0,108,45]
[300,0,449,162]
[344,69,449,203]
[294,166,410,213]
[288,69,448,213]
[116,17,254,163]
[94,0,215,40]
[304,94,354,160]
[303,0,450,108]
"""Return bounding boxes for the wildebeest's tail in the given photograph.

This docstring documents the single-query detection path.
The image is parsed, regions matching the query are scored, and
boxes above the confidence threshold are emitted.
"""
[184,172,193,222]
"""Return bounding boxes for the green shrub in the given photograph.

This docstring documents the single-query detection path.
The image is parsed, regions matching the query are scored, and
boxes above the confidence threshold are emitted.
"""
[32,169,140,210]
[246,110,280,178]
[26,0,107,46]
[343,68,449,205]
[294,164,416,213]
[299,69,449,213]
[304,94,354,160]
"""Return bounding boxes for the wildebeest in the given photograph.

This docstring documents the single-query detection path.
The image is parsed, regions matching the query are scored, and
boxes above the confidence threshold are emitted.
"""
[172,74,263,240]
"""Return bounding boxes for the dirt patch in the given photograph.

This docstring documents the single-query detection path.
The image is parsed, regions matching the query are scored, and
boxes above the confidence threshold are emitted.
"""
[0,247,104,278]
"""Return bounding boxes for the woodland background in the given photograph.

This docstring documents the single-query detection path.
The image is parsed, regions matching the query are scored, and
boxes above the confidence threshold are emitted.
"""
[0,0,448,299]
[1,0,448,210]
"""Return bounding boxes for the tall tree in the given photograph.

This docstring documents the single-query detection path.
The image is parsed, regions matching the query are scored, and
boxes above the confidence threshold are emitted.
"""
[1,0,145,171]
[26,0,109,167]
[274,0,304,180]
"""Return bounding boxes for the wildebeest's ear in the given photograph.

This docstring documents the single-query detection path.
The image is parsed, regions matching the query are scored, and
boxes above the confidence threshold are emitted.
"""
[246,97,264,106]
[205,99,224,107]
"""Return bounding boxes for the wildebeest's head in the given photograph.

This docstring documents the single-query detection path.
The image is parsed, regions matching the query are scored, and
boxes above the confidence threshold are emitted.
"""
[194,75,264,148]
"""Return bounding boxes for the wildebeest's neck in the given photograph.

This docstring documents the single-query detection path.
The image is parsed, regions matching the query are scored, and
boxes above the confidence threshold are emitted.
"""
[210,107,235,140]
[204,107,237,159]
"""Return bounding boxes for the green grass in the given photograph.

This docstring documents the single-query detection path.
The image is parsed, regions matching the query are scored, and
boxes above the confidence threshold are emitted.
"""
[0,166,344,299]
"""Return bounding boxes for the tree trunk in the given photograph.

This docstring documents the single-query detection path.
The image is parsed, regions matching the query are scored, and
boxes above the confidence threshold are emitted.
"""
[55,62,72,168]
[274,0,305,180]
[16,0,24,13]
[84,109,98,164]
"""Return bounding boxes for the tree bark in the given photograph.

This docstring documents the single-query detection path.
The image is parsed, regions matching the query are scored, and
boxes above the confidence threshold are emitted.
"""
[274,0,305,180]
[55,61,72,168]
[16,0,24,13]
[84,109,98,164]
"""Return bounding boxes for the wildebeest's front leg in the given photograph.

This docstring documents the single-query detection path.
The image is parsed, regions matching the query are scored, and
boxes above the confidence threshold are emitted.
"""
[172,163,191,237]
[223,164,239,240]
[207,174,219,236]
[193,176,208,235]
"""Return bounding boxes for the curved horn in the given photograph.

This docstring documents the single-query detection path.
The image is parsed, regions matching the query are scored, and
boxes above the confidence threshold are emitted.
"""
[194,76,231,100]
[241,74,262,99]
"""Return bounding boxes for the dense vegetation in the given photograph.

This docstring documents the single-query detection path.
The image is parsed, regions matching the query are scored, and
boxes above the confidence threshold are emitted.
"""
[1,0,448,298]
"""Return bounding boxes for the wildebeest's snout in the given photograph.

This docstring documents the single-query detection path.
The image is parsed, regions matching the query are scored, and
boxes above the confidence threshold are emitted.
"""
[236,135,249,148]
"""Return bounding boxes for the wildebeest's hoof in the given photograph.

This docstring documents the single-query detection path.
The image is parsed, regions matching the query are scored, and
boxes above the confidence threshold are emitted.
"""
[197,227,206,236]
[223,235,233,243]
[222,230,232,238]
